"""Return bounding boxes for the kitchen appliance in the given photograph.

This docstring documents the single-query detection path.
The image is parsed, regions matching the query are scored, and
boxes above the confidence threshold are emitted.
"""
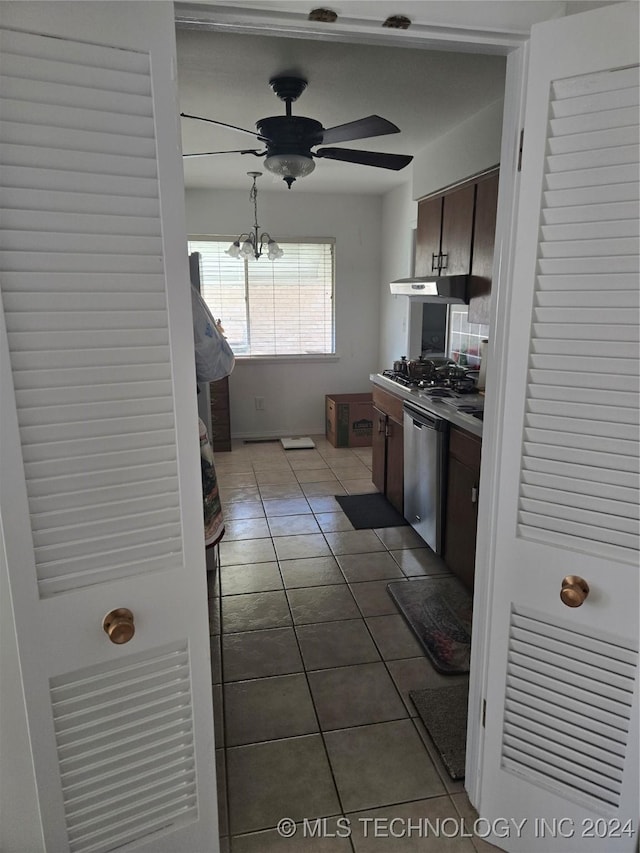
[407,357,438,381]
[389,275,468,303]
[381,366,479,397]
[393,357,409,375]
[403,402,449,554]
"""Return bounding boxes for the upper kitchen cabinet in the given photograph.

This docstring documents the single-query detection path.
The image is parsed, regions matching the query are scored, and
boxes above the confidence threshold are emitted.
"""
[468,171,500,325]
[415,184,475,277]
[415,195,443,277]
[414,169,500,324]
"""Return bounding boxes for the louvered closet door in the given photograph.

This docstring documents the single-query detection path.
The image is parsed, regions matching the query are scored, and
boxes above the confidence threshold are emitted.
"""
[0,4,217,852]
[480,4,639,851]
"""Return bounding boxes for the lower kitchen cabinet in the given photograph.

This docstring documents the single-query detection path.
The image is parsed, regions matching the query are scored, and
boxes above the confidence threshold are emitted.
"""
[372,387,404,513]
[444,425,482,591]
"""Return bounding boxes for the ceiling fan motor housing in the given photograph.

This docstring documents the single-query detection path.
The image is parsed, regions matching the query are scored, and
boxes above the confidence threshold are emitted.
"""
[257,116,323,186]
[256,115,324,157]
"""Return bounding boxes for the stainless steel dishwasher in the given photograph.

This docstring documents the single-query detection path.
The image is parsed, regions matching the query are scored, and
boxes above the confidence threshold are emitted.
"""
[403,402,449,554]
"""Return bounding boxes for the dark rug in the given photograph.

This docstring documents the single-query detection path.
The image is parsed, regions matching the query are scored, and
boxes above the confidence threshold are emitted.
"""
[335,493,407,529]
[410,683,469,780]
[386,576,473,674]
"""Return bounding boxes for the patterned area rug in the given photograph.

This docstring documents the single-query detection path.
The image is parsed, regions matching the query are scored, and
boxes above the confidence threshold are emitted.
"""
[387,575,473,674]
[410,682,469,780]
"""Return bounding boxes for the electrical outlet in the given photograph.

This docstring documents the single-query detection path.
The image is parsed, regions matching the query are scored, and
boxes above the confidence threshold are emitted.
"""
[254,396,265,411]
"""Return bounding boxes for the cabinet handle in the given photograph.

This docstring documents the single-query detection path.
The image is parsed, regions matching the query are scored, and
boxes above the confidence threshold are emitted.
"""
[385,422,391,438]
[439,252,448,271]
[471,486,478,504]
[431,253,439,272]
[378,417,385,434]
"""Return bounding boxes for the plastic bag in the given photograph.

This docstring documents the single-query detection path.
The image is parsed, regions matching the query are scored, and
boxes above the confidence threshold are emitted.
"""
[191,285,235,382]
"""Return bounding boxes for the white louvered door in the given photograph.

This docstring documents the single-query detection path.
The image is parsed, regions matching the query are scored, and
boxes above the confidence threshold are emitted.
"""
[480,4,639,851]
[0,4,217,852]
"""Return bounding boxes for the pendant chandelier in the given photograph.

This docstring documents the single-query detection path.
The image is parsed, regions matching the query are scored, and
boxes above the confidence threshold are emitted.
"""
[225,172,283,261]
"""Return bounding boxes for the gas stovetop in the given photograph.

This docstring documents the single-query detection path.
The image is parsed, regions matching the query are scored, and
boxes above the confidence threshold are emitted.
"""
[380,370,484,416]
[381,369,476,395]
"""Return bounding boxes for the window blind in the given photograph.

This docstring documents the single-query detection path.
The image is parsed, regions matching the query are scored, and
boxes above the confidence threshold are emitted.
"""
[189,239,334,357]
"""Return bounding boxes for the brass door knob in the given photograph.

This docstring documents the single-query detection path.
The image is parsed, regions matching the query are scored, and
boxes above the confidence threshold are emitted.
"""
[103,608,135,644]
[560,576,589,608]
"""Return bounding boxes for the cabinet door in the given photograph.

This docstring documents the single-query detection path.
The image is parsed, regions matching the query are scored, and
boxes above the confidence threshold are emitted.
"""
[371,406,387,494]
[440,184,475,276]
[444,456,478,591]
[468,171,500,324]
[415,196,442,276]
[385,417,404,514]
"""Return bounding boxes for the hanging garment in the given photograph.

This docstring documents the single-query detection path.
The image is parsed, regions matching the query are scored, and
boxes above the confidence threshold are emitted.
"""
[191,285,235,383]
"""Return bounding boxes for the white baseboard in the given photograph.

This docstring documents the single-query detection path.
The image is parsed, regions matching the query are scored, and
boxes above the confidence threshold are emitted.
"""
[232,427,326,441]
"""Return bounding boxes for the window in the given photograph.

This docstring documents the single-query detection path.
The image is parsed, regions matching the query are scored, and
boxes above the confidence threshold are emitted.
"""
[188,239,335,357]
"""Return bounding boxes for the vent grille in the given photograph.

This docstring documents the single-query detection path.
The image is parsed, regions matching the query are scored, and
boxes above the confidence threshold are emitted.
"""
[518,65,640,564]
[50,643,197,853]
[501,608,637,812]
[0,29,184,597]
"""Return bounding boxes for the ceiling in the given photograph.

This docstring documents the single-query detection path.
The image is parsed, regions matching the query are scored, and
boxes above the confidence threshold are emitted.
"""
[176,26,507,194]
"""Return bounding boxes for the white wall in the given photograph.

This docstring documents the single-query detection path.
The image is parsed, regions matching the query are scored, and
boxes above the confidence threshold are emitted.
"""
[378,99,504,362]
[378,181,417,370]
[412,98,504,201]
[186,188,382,438]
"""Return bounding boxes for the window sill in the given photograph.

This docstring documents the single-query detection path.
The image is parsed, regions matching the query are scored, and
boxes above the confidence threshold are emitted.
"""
[234,355,339,365]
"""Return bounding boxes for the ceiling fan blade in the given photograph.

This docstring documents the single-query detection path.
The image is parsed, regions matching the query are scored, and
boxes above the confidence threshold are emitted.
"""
[183,149,262,159]
[180,112,269,141]
[320,115,400,145]
[315,147,413,171]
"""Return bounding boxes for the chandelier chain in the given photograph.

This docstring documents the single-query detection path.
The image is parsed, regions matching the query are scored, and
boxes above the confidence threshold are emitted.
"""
[225,172,283,261]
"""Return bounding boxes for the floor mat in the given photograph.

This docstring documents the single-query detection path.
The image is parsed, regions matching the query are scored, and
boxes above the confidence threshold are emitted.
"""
[386,576,472,674]
[335,493,408,529]
[410,682,469,780]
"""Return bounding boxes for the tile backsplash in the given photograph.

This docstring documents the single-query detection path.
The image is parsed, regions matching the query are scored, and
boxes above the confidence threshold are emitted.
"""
[448,305,489,368]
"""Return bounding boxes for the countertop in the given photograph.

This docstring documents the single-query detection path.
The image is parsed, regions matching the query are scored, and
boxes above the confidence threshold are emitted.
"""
[370,373,483,438]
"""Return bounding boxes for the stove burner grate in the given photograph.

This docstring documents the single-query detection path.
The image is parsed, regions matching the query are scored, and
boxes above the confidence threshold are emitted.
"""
[382,370,476,395]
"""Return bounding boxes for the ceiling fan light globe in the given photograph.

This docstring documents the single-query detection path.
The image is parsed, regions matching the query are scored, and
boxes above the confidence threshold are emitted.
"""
[264,154,316,184]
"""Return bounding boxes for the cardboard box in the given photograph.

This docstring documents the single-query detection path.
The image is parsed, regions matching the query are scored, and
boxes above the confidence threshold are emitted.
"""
[325,393,373,448]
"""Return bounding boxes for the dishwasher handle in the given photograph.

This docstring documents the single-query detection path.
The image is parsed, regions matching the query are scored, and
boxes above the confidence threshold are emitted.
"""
[404,403,448,432]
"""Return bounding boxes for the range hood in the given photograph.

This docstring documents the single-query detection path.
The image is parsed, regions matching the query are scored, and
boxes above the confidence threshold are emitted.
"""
[389,274,468,303]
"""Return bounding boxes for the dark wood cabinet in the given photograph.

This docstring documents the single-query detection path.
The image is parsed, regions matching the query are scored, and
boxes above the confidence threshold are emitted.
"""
[415,169,499,324]
[440,184,476,276]
[371,386,404,513]
[415,195,442,277]
[444,425,482,591]
[468,171,500,324]
[416,184,475,277]
[372,406,387,494]
[209,376,231,452]
[385,416,404,513]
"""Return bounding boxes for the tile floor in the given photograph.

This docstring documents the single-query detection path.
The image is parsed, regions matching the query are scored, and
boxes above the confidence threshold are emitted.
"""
[208,436,498,853]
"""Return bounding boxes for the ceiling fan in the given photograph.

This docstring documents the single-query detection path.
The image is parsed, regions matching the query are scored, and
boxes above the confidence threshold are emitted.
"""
[181,76,413,189]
